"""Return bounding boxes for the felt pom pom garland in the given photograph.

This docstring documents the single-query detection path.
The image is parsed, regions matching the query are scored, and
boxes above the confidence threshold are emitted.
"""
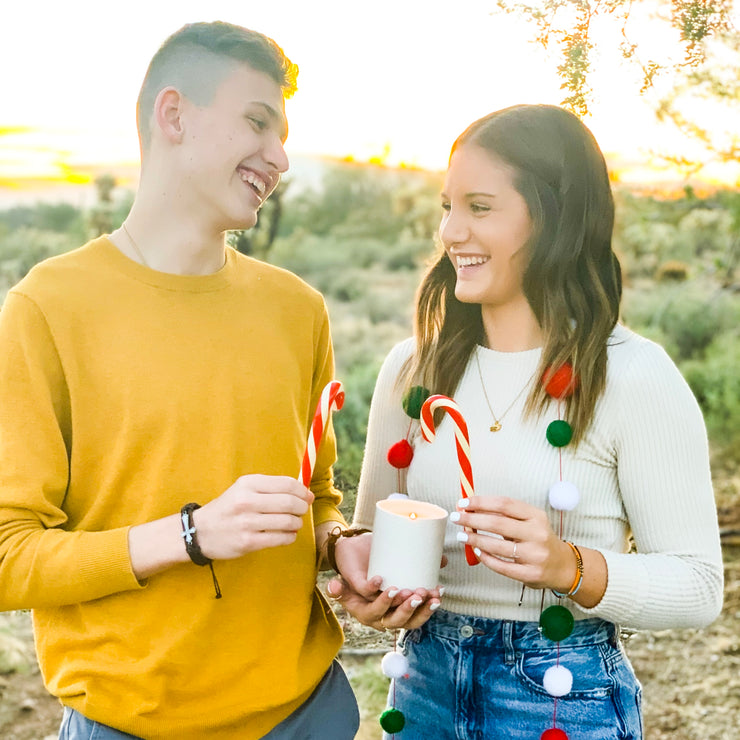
[538,362,580,740]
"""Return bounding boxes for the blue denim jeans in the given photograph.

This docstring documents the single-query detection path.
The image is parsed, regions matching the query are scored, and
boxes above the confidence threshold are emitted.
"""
[59,659,359,739]
[385,609,642,740]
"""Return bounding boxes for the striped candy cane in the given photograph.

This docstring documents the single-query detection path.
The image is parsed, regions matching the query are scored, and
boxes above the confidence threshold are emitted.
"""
[420,394,480,565]
[299,380,345,488]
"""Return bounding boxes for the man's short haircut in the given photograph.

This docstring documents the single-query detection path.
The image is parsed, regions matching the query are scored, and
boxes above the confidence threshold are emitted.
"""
[136,21,298,150]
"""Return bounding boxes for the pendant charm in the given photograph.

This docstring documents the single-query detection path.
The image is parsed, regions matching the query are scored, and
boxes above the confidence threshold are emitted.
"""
[490,421,502,432]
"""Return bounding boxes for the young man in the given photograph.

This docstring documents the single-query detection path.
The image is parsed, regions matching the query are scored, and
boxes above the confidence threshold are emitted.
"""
[0,22,359,739]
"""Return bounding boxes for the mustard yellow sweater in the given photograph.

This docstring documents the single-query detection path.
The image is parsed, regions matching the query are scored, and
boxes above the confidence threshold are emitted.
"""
[0,237,346,738]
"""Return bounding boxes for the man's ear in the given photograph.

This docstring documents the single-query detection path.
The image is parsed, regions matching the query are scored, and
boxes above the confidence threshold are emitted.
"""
[153,87,185,144]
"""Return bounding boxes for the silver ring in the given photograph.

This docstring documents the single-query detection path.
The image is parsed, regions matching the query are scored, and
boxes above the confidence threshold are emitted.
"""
[512,542,518,561]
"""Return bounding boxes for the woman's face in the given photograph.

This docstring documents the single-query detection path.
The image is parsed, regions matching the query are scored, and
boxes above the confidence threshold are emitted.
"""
[439,143,533,311]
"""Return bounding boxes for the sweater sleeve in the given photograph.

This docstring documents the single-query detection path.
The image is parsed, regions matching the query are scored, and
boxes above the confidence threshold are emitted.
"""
[352,338,416,530]
[308,299,347,529]
[0,291,142,611]
[578,340,724,629]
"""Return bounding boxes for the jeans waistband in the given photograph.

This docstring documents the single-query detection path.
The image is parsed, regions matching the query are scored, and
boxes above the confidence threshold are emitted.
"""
[422,609,618,650]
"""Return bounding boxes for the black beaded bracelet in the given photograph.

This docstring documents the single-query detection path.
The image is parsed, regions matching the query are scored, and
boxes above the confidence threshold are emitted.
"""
[325,526,371,574]
[180,502,222,598]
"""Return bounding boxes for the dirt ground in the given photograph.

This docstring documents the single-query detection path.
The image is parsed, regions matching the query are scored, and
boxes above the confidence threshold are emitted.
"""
[1,461,738,740]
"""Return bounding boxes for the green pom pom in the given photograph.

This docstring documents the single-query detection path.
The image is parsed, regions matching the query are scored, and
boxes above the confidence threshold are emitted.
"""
[546,420,573,447]
[402,386,431,419]
[540,605,575,642]
[379,708,406,733]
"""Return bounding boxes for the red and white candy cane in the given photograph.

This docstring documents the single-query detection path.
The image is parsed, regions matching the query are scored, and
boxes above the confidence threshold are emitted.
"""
[420,394,480,565]
[299,380,345,488]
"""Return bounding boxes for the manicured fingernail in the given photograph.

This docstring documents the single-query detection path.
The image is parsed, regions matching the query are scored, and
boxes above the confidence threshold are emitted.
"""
[449,511,461,523]
[438,587,446,596]
[456,531,469,543]
[430,602,440,611]
[457,498,470,509]
[410,598,422,608]
[388,589,400,598]
[474,547,482,557]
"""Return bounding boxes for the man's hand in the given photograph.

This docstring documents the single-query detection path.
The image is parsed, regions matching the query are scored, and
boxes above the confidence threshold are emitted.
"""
[194,475,315,559]
[128,474,314,580]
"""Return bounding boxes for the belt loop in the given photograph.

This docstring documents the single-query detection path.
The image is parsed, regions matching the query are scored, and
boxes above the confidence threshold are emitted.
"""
[503,621,515,664]
[611,622,620,648]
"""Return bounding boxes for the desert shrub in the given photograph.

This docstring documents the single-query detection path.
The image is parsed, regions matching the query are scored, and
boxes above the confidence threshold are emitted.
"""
[622,283,739,361]
[0,227,76,296]
[681,332,740,452]
[332,360,383,515]
[656,260,690,282]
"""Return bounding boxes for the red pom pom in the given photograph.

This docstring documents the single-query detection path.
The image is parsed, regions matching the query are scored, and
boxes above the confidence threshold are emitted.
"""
[541,729,569,740]
[387,439,414,468]
[543,363,578,399]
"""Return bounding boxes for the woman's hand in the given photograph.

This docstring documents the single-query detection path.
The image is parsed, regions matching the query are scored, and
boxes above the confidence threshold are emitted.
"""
[327,533,443,631]
[326,576,442,632]
[450,495,577,593]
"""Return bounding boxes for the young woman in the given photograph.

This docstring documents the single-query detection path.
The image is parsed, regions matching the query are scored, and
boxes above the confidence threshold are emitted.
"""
[337,104,723,739]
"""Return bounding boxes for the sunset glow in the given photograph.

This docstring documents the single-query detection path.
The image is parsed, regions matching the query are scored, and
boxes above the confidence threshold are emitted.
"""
[1,0,738,203]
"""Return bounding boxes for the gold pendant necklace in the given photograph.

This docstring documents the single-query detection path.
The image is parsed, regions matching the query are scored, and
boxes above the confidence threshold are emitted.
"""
[122,222,149,268]
[474,348,535,432]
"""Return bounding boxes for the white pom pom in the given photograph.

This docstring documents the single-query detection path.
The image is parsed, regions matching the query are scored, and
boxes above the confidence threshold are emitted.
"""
[548,481,580,511]
[387,492,410,500]
[543,665,573,697]
[381,651,409,679]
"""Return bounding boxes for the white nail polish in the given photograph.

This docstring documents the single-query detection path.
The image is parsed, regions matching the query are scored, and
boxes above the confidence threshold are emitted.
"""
[449,511,461,523]
[438,587,446,596]
[410,598,422,608]
[430,602,440,611]
[474,547,482,557]
[388,589,400,598]
[456,531,469,543]
[458,498,470,509]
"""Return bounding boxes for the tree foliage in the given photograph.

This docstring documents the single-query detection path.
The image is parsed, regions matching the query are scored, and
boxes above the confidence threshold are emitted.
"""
[495,0,736,116]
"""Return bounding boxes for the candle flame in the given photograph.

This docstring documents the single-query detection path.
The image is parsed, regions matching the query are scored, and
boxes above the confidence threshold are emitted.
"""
[409,512,418,520]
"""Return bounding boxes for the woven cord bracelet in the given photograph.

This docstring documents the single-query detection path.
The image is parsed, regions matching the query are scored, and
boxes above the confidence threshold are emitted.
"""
[180,502,222,599]
[325,526,371,574]
[551,541,584,599]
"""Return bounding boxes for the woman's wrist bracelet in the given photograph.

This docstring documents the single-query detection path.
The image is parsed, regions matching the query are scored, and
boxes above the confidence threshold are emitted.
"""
[551,541,584,599]
[325,526,371,574]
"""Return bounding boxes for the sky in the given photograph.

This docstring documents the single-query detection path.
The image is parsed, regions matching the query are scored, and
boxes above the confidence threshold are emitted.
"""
[1,0,738,202]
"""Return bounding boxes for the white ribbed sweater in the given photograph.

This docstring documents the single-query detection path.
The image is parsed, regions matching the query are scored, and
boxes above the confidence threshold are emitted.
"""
[353,324,723,630]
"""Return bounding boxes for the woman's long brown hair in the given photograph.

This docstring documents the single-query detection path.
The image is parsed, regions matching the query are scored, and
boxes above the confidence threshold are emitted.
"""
[404,105,622,444]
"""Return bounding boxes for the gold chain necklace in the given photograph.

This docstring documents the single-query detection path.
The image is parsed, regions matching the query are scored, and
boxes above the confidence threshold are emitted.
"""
[474,348,536,432]
[121,223,149,268]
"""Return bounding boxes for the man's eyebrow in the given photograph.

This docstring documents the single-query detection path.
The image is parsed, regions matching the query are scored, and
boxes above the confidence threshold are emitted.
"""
[251,101,289,142]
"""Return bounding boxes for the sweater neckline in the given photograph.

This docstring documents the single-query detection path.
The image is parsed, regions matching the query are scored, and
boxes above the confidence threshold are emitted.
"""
[97,236,238,293]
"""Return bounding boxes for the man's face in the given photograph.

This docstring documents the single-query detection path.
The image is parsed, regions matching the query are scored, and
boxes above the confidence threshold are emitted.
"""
[178,63,289,232]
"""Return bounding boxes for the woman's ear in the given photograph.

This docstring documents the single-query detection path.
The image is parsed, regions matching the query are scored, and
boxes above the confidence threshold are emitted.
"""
[153,87,185,144]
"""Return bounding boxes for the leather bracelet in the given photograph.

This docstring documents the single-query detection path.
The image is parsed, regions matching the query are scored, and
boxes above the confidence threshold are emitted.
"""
[325,526,371,574]
[180,503,222,598]
[180,503,211,566]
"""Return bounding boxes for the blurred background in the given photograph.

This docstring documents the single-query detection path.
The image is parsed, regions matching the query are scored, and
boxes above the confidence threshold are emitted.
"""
[0,1,738,738]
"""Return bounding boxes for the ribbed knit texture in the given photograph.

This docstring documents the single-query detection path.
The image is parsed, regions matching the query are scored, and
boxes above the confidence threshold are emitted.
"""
[0,237,346,739]
[353,325,723,629]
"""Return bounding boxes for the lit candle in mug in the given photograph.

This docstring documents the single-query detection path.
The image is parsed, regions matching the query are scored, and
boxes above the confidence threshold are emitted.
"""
[367,497,448,590]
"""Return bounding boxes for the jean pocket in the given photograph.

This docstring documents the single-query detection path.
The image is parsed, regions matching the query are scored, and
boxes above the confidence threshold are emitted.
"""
[514,643,614,700]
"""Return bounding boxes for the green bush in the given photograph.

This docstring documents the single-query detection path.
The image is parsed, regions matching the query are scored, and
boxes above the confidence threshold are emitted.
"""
[622,283,740,361]
[681,332,740,452]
